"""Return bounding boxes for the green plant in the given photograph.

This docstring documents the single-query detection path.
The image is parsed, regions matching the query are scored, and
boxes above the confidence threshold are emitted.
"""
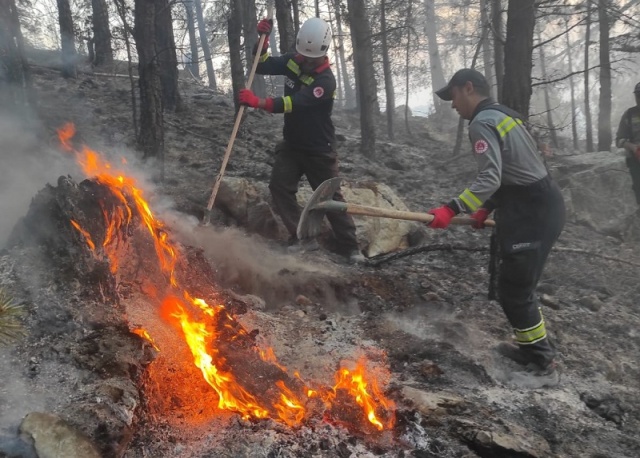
[0,287,26,345]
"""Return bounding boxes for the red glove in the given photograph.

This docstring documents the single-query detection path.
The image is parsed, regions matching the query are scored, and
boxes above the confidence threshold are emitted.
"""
[427,205,456,229]
[470,208,491,229]
[257,18,272,35]
[635,146,640,161]
[239,89,260,108]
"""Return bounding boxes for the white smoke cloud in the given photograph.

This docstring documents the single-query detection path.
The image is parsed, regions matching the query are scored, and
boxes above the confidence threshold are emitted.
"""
[0,113,73,248]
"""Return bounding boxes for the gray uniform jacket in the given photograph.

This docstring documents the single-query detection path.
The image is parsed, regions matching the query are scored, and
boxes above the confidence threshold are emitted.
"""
[450,99,548,214]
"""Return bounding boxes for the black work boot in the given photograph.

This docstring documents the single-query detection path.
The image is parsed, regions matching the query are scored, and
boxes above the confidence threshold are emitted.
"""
[496,341,558,376]
[496,342,534,366]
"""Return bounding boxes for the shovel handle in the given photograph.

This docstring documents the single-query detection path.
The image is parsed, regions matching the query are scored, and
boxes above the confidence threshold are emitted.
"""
[318,201,496,227]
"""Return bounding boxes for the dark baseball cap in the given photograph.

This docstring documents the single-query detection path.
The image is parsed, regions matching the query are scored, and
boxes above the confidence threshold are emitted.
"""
[436,68,489,101]
[635,82,640,93]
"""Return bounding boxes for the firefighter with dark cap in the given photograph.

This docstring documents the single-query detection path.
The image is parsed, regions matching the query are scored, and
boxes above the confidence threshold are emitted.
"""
[615,82,640,208]
[237,17,365,264]
[428,68,566,378]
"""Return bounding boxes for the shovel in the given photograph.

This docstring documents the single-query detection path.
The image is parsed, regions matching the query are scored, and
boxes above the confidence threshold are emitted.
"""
[296,177,495,239]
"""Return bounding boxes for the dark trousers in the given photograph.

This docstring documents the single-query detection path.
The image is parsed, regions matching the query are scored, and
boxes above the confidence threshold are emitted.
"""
[268,141,359,252]
[495,177,566,367]
[625,156,640,206]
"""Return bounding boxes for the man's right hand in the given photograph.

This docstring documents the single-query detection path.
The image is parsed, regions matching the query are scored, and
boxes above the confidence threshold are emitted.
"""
[257,18,272,35]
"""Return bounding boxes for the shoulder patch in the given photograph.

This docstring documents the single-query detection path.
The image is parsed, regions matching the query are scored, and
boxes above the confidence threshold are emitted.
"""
[474,139,489,154]
[313,86,324,98]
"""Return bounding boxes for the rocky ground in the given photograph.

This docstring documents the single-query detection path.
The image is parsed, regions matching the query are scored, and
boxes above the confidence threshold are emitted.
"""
[0,61,639,458]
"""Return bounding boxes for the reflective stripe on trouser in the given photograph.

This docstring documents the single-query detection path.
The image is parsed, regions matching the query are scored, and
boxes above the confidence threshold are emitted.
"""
[495,178,566,367]
[268,141,359,252]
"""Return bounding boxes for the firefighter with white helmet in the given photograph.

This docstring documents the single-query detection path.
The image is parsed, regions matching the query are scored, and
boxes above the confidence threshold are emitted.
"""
[238,17,364,263]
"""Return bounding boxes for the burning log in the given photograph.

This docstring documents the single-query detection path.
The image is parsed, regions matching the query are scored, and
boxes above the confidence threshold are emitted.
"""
[8,123,397,453]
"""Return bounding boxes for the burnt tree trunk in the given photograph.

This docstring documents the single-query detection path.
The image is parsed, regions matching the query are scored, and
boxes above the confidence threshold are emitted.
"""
[113,0,138,137]
[491,0,504,102]
[228,0,244,112]
[184,0,200,78]
[347,0,378,156]
[597,0,612,151]
[404,0,412,136]
[380,0,394,140]
[134,0,164,166]
[480,0,495,99]
[292,0,299,38]
[333,0,355,109]
[564,18,578,150]
[0,0,31,110]
[242,0,266,97]
[56,0,77,78]
[194,0,216,89]
[502,0,535,117]
[91,0,113,66]
[155,0,182,111]
[537,31,558,148]
[274,0,295,53]
[424,0,447,114]
[584,5,594,152]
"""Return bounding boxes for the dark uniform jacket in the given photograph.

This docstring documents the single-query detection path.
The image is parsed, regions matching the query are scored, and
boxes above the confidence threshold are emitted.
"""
[256,52,336,153]
[615,105,640,151]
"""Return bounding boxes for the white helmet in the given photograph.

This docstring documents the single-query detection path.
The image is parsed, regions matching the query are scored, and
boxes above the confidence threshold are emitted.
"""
[296,17,332,58]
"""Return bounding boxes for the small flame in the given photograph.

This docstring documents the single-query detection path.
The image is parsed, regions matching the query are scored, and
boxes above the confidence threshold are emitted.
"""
[70,220,96,250]
[327,359,395,431]
[131,327,160,351]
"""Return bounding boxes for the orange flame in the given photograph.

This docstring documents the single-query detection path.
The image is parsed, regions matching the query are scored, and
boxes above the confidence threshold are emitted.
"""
[160,295,271,421]
[70,219,96,250]
[57,124,395,431]
[327,359,395,431]
[58,123,177,285]
[131,327,160,351]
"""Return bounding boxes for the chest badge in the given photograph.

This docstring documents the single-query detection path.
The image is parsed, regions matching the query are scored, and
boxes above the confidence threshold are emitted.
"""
[313,87,324,98]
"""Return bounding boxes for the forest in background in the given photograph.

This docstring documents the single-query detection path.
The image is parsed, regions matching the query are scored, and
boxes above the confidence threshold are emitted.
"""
[2,0,640,160]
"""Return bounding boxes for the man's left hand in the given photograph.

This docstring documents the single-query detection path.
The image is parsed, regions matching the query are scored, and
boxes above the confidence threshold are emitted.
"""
[470,208,491,229]
[427,205,455,229]
[239,89,260,108]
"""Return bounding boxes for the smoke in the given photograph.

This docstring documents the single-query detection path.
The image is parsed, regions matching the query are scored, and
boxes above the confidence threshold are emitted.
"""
[0,352,40,458]
[0,113,73,248]
[169,215,345,308]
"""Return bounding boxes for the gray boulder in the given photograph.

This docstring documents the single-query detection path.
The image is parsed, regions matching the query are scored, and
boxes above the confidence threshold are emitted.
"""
[553,151,638,236]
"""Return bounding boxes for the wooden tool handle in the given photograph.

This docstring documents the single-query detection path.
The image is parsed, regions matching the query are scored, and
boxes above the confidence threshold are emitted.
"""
[322,201,495,227]
[202,2,274,225]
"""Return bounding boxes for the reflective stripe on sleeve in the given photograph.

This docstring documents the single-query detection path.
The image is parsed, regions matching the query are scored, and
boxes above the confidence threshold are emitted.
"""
[282,96,293,113]
[496,116,524,138]
[259,52,269,63]
[458,188,482,212]
[514,318,547,345]
[287,59,301,75]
